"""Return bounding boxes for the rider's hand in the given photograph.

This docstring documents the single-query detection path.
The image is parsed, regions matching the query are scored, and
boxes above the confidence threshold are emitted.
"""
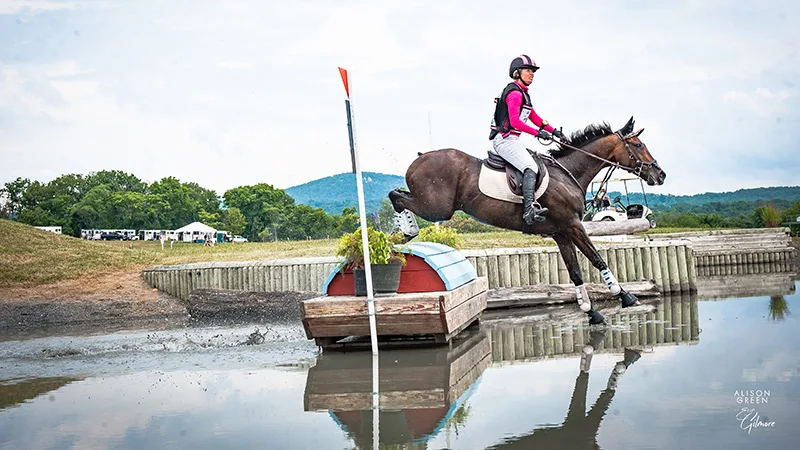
[552,128,565,139]
[537,130,552,140]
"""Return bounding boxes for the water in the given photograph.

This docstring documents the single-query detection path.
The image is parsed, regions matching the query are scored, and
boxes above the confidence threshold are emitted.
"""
[1,279,799,449]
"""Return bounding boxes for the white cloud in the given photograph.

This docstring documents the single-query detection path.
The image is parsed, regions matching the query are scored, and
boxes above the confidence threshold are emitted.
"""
[216,60,253,70]
[723,88,794,116]
[0,0,81,14]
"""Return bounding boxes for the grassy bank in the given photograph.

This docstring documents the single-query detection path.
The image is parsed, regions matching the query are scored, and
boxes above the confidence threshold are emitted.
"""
[0,218,729,289]
[0,219,554,288]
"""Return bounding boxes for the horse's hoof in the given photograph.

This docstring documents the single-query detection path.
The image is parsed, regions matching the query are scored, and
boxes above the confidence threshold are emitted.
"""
[587,310,606,325]
[620,291,639,308]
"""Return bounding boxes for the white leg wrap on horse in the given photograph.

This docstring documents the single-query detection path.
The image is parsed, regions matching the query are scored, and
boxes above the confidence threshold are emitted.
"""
[601,269,621,295]
[576,284,591,312]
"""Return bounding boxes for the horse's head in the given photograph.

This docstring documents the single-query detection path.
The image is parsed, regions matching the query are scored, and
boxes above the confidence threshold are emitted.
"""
[613,117,666,186]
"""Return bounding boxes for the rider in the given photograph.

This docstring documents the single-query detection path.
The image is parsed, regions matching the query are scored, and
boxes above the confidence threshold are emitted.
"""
[490,54,565,224]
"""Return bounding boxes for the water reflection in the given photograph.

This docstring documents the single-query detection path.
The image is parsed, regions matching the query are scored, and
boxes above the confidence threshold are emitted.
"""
[484,293,699,363]
[486,328,643,449]
[769,296,792,322]
[696,264,796,300]
[304,331,491,448]
[0,377,82,410]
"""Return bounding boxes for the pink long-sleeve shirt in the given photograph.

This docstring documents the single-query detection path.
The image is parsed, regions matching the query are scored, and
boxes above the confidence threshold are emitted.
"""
[503,81,555,138]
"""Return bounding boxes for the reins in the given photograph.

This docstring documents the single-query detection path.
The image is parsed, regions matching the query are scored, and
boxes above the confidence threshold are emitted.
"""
[539,131,658,182]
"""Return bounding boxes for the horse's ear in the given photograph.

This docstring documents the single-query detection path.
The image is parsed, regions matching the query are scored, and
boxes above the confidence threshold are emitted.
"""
[620,116,635,135]
[633,128,644,137]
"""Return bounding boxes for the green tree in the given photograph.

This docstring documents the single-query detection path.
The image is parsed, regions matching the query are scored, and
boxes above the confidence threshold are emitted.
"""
[224,184,296,241]
[335,206,360,236]
[223,207,247,236]
[1,177,30,219]
[69,185,114,230]
[149,177,201,228]
[84,170,146,194]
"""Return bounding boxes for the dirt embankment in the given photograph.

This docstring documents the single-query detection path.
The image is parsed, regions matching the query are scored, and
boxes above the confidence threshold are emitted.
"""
[0,270,188,338]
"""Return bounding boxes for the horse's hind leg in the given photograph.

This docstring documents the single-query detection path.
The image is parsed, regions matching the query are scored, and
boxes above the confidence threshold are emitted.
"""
[553,234,606,325]
[568,225,640,308]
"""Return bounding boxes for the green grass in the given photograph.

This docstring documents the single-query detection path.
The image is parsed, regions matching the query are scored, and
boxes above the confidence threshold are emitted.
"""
[0,218,720,288]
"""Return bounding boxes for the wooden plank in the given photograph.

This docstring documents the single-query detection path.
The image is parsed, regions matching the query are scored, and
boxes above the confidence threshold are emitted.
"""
[441,277,489,312]
[305,314,445,337]
[302,295,442,317]
[445,291,488,334]
[486,280,659,309]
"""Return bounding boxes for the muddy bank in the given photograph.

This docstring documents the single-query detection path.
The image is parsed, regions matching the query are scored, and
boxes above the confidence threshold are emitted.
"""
[0,296,189,341]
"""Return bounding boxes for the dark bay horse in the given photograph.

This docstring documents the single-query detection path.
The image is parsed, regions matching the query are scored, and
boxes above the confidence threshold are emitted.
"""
[389,117,666,325]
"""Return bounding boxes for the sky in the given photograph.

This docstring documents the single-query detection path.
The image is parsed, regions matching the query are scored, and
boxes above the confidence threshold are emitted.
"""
[1,0,798,197]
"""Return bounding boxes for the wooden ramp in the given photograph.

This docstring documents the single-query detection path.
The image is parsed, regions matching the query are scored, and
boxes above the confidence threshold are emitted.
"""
[301,277,488,349]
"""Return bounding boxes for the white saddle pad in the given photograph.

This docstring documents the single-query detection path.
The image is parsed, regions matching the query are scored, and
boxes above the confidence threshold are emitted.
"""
[477,165,549,204]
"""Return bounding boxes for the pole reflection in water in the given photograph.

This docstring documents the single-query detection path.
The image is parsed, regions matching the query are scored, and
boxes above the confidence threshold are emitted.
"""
[304,332,491,449]
[372,351,379,450]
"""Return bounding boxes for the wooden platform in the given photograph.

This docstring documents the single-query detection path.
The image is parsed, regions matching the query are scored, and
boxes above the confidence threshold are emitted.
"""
[300,277,488,349]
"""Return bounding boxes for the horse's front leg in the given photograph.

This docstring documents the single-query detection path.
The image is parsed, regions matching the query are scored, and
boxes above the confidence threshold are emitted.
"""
[553,234,606,325]
[568,225,640,308]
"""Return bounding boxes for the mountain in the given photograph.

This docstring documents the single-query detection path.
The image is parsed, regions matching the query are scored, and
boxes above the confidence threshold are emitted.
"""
[284,172,407,215]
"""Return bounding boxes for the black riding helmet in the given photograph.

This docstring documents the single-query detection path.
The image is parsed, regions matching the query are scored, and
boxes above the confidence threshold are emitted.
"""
[509,54,539,78]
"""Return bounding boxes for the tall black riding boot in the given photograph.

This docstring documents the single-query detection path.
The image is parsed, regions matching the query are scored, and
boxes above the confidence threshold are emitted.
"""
[522,168,548,224]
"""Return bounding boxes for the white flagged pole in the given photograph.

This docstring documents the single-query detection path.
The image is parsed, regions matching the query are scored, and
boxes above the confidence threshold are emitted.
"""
[338,67,379,355]
[338,67,380,449]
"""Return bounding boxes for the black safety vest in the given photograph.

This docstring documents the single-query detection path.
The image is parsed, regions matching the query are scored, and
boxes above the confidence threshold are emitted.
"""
[489,82,531,140]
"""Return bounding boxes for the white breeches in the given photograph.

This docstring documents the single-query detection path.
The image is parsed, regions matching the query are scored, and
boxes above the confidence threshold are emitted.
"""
[492,134,538,174]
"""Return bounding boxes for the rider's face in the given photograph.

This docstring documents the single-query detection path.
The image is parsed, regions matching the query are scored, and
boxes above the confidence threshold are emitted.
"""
[520,68,534,84]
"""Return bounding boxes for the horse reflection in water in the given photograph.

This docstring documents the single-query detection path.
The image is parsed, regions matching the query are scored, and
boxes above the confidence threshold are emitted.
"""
[390,117,666,326]
[487,328,643,450]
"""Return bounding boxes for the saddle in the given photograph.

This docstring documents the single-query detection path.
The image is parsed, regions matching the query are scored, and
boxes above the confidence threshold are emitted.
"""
[483,150,549,196]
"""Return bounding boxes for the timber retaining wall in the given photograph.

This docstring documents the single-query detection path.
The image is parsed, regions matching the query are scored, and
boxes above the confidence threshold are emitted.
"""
[143,240,696,301]
[637,227,795,268]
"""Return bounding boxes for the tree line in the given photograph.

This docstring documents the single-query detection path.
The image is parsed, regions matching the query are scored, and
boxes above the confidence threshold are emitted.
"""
[0,171,362,241]
[2,170,798,241]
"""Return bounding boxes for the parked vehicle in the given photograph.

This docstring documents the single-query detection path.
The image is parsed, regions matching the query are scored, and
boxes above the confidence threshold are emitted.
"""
[583,175,657,228]
[100,231,126,240]
[232,235,248,243]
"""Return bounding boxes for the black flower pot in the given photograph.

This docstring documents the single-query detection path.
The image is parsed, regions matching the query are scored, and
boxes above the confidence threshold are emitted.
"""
[353,263,403,296]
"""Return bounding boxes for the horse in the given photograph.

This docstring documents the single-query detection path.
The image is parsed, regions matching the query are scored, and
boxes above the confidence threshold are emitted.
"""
[388,116,666,325]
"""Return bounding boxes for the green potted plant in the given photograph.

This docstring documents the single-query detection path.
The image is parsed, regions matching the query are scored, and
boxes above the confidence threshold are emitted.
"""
[335,226,407,296]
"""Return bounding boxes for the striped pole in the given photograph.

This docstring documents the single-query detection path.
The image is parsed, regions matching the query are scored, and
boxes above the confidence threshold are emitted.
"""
[339,67,380,449]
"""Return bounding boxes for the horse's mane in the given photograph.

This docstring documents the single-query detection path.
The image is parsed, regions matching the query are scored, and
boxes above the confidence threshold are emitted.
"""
[549,122,614,158]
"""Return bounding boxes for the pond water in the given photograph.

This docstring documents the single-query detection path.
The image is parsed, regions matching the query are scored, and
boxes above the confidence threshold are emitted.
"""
[1,275,799,450]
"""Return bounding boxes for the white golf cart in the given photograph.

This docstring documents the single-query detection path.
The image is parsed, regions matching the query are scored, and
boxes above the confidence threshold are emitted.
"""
[583,175,657,228]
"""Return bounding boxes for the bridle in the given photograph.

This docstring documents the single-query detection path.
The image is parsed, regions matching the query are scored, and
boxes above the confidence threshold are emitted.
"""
[540,131,659,178]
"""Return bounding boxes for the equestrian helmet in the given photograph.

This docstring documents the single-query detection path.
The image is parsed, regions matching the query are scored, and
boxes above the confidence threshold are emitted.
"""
[509,54,539,78]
